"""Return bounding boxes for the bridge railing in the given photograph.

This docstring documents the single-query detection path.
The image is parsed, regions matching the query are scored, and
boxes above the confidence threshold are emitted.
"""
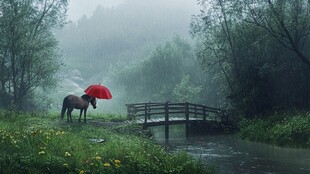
[125,102,226,125]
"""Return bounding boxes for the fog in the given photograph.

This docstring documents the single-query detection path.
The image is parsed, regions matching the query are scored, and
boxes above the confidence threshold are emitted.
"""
[67,0,124,21]
[52,0,207,114]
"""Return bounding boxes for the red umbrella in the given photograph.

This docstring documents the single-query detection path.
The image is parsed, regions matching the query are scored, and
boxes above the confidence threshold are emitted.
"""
[84,84,112,99]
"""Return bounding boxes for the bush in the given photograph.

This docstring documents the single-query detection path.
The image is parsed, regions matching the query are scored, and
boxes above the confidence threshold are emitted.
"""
[271,114,310,147]
[238,112,310,148]
[238,118,272,143]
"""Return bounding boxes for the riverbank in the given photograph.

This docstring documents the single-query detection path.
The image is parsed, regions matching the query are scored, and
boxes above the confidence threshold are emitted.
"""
[238,111,310,148]
[0,110,216,174]
[156,134,310,174]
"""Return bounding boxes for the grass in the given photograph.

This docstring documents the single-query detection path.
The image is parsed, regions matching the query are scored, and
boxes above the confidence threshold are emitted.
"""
[0,110,217,174]
[238,111,310,148]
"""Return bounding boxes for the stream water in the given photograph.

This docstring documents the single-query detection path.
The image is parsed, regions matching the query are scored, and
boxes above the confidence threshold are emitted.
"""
[150,125,310,174]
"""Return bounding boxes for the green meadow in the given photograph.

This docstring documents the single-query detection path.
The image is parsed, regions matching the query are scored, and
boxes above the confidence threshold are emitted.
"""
[0,110,216,174]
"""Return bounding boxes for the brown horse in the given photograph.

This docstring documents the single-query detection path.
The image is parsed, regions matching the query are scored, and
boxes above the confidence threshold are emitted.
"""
[60,94,97,123]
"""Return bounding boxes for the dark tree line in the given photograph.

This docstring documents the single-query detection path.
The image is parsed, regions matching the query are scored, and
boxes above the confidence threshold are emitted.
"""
[191,0,310,117]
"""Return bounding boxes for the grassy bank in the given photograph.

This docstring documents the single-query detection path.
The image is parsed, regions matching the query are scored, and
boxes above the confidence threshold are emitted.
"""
[239,111,310,148]
[0,110,216,174]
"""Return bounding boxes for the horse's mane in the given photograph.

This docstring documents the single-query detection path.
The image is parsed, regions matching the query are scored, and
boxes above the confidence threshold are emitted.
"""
[81,94,90,100]
[81,94,95,101]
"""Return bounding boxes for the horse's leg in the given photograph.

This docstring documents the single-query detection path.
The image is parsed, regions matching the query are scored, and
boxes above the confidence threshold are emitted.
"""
[84,108,87,123]
[66,109,70,122]
[79,109,83,122]
[68,108,74,123]
[61,106,66,119]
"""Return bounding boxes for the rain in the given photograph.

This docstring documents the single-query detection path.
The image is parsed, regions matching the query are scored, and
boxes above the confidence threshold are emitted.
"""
[53,0,202,114]
[0,0,310,173]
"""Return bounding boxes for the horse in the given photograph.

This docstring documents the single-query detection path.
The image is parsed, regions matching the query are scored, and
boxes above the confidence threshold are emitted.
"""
[60,94,97,123]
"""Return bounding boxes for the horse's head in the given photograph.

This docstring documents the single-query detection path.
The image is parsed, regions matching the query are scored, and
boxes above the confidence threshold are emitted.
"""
[82,94,97,109]
[90,97,97,109]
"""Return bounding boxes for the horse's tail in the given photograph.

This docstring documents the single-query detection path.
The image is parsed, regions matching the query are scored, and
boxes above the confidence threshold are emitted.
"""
[60,98,67,119]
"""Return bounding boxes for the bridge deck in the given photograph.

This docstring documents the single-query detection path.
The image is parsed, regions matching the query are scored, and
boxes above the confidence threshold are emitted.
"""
[134,117,221,127]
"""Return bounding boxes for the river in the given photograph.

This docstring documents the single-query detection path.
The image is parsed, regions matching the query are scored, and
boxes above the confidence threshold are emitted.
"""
[150,125,310,174]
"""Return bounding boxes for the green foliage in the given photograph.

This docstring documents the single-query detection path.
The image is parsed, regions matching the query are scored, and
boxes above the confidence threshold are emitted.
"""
[239,112,310,148]
[117,36,219,106]
[191,0,310,116]
[238,118,273,143]
[173,75,202,102]
[0,0,68,111]
[0,111,216,174]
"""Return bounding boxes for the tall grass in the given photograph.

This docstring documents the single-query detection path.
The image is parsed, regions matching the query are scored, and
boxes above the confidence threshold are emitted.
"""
[239,111,310,148]
[0,110,216,174]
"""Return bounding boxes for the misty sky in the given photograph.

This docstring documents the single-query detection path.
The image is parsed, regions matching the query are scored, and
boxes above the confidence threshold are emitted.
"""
[67,0,124,21]
[67,0,200,22]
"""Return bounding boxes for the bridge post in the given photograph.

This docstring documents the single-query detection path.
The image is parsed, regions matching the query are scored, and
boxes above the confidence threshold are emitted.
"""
[165,101,169,139]
[126,104,136,120]
[147,101,151,119]
[203,106,206,121]
[143,103,148,129]
[194,105,197,118]
[185,102,189,138]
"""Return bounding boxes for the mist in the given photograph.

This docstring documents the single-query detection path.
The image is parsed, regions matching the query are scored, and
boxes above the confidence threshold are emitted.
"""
[67,0,124,21]
[52,0,203,114]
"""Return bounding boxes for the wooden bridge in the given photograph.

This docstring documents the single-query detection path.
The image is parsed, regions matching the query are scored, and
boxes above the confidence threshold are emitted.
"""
[126,102,228,139]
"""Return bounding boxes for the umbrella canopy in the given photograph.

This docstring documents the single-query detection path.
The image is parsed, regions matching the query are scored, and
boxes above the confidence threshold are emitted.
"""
[84,84,112,99]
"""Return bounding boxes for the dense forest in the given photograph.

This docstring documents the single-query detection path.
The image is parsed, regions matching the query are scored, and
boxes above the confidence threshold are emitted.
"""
[1,0,310,118]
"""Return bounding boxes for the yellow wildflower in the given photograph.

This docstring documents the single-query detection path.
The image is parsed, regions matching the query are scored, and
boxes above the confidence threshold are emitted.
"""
[114,159,121,164]
[115,163,120,168]
[38,151,45,155]
[63,163,69,168]
[79,170,84,174]
[103,163,110,167]
[95,156,101,160]
[65,152,71,157]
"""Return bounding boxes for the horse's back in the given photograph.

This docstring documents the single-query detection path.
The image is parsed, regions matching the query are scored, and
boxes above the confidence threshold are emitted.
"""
[63,95,77,106]
[63,95,87,109]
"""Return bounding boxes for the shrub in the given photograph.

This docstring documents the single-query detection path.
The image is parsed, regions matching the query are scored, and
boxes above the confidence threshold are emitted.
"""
[239,112,310,148]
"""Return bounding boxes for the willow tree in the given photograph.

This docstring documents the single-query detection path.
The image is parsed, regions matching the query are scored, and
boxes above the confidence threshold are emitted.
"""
[0,0,68,110]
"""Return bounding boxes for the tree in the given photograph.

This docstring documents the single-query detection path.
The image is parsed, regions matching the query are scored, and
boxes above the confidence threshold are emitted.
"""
[173,75,202,102]
[116,36,210,104]
[190,0,246,109]
[191,0,310,117]
[241,0,310,67]
[0,0,68,110]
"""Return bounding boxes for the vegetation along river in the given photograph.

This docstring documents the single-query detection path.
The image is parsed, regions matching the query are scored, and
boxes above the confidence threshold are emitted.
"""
[150,125,310,174]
